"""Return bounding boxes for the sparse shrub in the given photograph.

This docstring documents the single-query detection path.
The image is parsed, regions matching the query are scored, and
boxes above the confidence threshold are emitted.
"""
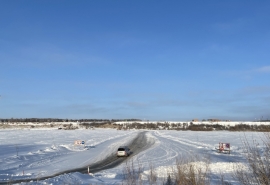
[165,174,175,185]
[173,156,210,185]
[122,159,143,185]
[147,162,158,185]
[233,133,270,184]
[188,124,213,131]
[80,123,91,129]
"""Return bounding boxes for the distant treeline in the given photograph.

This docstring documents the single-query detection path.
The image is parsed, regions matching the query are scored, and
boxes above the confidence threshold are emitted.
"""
[77,122,270,132]
[0,118,141,123]
[113,122,270,132]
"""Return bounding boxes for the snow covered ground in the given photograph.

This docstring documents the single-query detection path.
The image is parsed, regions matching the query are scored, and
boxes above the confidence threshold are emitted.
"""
[0,128,267,184]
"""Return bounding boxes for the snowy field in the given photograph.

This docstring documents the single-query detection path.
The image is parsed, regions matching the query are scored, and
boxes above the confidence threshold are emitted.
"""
[0,128,267,184]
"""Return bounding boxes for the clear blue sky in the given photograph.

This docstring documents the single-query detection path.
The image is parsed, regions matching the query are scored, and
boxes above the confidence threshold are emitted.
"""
[1,1,270,121]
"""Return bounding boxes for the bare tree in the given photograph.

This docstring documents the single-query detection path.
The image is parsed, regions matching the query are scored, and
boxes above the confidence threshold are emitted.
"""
[122,159,143,185]
[174,155,210,185]
[233,133,270,185]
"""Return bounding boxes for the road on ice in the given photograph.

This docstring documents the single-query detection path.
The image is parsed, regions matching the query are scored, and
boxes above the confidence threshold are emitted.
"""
[0,131,154,184]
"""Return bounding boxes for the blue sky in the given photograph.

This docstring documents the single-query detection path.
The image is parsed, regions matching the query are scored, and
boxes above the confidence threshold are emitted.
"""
[1,1,270,121]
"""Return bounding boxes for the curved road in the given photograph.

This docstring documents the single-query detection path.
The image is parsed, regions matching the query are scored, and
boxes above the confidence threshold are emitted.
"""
[0,131,154,184]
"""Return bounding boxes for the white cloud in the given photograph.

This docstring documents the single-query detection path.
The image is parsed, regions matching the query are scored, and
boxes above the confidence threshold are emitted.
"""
[256,66,270,73]
[223,66,270,79]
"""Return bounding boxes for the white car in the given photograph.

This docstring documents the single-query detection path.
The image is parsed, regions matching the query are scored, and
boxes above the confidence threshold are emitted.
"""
[117,146,131,157]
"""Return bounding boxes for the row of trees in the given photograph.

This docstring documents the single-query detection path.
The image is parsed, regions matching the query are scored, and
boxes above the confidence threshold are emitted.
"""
[0,118,141,123]
[78,122,270,131]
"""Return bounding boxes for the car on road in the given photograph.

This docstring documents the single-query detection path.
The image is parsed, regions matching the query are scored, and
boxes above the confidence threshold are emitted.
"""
[117,146,131,157]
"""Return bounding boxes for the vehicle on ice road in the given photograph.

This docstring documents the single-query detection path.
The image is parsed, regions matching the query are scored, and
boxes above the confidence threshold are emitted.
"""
[117,146,131,157]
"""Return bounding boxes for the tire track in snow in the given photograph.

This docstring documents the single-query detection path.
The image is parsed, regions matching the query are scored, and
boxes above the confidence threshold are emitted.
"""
[143,131,194,166]
[152,131,244,165]
[130,131,211,170]
[154,131,212,149]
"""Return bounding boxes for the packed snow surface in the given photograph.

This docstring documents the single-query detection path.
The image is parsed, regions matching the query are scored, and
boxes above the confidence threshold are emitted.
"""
[0,128,267,184]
